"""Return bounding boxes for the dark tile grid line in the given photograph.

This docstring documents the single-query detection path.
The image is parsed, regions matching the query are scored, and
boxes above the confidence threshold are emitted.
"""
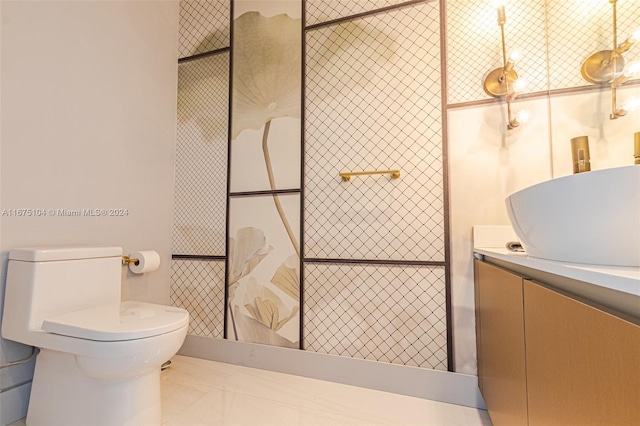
[306,0,412,27]
[446,0,548,104]
[170,259,226,338]
[304,2,445,262]
[179,0,231,59]
[546,0,640,90]
[304,263,448,370]
[173,53,230,256]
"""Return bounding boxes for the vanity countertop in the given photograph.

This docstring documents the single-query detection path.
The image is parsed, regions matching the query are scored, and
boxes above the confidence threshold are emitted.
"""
[474,247,640,298]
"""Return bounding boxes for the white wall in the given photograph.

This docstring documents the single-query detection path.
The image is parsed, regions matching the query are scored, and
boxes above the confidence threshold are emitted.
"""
[448,97,552,374]
[0,1,179,424]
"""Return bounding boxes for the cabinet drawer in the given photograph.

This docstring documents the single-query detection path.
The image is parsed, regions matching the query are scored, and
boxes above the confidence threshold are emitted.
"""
[524,281,640,426]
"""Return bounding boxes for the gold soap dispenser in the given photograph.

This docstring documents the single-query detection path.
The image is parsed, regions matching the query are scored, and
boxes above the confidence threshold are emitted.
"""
[635,132,640,165]
[571,136,591,174]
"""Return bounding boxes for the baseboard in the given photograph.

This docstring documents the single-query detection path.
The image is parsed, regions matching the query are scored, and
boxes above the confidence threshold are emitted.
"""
[178,335,486,409]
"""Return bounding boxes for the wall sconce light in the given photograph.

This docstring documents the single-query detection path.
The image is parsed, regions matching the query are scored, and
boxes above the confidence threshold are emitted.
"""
[581,0,640,120]
[484,1,529,130]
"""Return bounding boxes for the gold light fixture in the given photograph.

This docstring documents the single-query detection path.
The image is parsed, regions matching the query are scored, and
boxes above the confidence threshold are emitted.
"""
[581,0,640,119]
[483,0,529,130]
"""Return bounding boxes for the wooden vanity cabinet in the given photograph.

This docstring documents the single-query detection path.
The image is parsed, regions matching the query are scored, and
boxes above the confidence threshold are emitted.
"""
[474,260,528,426]
[474,259,640,426]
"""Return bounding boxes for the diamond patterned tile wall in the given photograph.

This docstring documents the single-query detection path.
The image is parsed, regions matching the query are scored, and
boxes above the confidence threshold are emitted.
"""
[179,0,230,59]
[305,2,445,262]
[447,0,640,104]
[306,0,412,26]
[547,0,640,90]
[304,263,448,370]
[171,259,226,338]
[447,0,548,104]
[173,53,229,256]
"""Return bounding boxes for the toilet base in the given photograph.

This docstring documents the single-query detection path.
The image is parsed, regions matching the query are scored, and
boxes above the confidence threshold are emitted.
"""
[26,349,161,426]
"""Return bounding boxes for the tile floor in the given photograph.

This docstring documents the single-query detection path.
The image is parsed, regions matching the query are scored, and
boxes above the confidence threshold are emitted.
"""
[11,355,493,425]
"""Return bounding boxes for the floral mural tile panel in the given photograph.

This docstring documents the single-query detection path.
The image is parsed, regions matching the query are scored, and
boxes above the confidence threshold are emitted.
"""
[230,117,302,193]
[227,193,301,348]
[230,0,302,193]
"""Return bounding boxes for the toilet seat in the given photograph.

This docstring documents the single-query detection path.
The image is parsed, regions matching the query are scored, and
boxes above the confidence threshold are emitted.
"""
[42,301,188,341]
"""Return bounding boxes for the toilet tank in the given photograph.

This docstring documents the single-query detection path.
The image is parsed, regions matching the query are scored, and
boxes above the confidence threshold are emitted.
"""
[2,247,123,339]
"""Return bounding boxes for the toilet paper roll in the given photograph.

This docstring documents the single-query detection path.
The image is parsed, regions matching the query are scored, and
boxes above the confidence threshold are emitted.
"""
[129,251,160,274]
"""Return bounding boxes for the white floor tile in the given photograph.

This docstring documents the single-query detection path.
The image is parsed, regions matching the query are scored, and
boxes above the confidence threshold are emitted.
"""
[162,355,492,426]
[9,355,492,426]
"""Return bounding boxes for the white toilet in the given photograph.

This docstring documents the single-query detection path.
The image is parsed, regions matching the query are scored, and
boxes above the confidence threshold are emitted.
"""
[1,247,189,426]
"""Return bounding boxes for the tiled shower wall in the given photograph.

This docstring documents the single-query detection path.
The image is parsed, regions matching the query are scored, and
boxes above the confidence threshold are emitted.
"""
[170,0,450,371]
[170,0,640,373]
[178,0,230,58]
[304,2,445,262]
[304,263,447,370]
[171,259,225,337]
[171,0,230,340]
[303,0,448,370]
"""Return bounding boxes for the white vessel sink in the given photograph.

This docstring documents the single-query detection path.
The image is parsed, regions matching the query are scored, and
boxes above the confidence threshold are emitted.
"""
[506,165,640,267]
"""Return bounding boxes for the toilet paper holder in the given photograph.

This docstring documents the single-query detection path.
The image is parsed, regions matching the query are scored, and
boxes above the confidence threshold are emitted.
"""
[122,255,140,266]
[122,251,161,274]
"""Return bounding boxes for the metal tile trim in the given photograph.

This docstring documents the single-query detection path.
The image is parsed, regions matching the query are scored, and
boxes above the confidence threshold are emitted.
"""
[446,80,640,110]
[179,46,231,64]
[300,0,308,351]
[306,0,435,31]
[172,255,226,260]
[223,0,235,340]
[304,258,446,267]
[229,188,302,197]
[439,0,453,373]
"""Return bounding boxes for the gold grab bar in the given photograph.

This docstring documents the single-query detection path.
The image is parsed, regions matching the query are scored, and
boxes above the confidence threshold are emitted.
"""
[339,170,401,182]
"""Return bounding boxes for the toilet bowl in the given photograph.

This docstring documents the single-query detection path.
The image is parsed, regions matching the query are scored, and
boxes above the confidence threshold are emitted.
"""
[1,247,189,426]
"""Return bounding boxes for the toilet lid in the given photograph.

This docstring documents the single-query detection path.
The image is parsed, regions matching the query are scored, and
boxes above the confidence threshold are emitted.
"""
[41,301,189,341]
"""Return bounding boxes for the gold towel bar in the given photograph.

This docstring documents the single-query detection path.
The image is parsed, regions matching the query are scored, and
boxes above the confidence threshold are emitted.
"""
[339,170,400,182]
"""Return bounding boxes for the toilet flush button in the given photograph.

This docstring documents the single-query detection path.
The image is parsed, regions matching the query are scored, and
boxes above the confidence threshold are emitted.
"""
[122,307,155,319]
